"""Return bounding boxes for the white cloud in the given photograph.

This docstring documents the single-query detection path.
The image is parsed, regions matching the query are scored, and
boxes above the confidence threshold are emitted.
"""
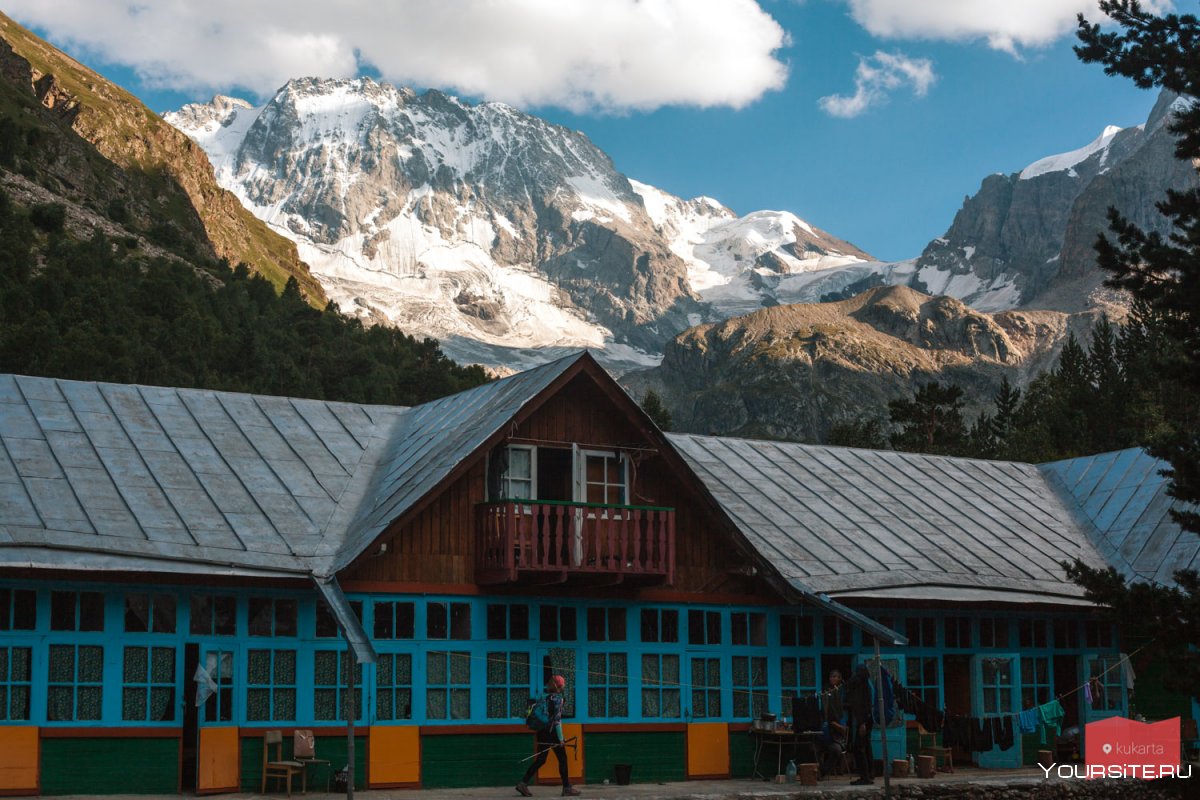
[4,0,789,113]
[844,0,1175,55]
[819,51,935,118]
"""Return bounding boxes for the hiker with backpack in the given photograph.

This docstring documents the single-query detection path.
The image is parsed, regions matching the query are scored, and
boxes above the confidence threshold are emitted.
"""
[516,675,580,796]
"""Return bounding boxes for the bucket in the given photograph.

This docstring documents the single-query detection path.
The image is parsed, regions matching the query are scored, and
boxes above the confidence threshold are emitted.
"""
[614,763,633,785]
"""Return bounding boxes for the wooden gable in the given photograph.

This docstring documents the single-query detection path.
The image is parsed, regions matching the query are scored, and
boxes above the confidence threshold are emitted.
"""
[344,361,782,603]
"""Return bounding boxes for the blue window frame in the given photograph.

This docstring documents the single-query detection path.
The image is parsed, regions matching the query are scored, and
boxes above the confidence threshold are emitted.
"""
[690,656,722,719]
[641,653,681,718]
[372,601,414,640]
[732,655,768,719]
[587,652,629,718]
[905,617,937,648]
[780,655,817,707]
[823,618,854,648]
[486,650,531,720]
[487,604,530,640]
[190,594,236,636]
[586,607,626,642]
[979,617,1009,648]
[1087,655,1124,711]
[640,608,679,643]
[1021,656,1052,708]
[122,646,176,722]
[313,650,362,721]
[246,648,297,721]
[539,605,577,642]
[0,646,32,721]
[47,644,103,721]
[944,616,971,648]
[50,590,104,632]
[1054,619,1079,649]
[731,612,766,646]
[200,649,234,723]
[124,593,176,634]
[375,652,413,721]
[427,602,470,640]
[688,610,722,646]
[905,655,940,709]
[1019,619,1048,648]
[779,614,813,647]
[426,651,471,720]
[248,598,297,637]
[0,588,36,631]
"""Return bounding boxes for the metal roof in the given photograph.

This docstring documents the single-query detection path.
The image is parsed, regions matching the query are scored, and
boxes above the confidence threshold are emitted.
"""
[0,373,404,576]
[1041,448,1198,586]
[666,433,1110,604]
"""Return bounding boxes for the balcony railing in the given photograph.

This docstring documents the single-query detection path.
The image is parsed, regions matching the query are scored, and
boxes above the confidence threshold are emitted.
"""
[476,500,675,586]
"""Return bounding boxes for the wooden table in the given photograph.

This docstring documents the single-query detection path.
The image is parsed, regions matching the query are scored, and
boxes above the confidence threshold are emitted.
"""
[750,729,822,780]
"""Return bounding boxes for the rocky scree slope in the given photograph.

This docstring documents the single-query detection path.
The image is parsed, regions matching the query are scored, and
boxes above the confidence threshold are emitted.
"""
[624,285,1097,442]
[0,12,322,301]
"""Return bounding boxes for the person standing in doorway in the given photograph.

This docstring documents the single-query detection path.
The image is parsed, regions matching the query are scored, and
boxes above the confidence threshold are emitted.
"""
[846,665,874,786]
[517,675,580,797]
[820,669,847,778]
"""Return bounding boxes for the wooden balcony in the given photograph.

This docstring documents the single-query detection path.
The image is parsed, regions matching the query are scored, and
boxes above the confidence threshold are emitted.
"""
[476,500,675,586]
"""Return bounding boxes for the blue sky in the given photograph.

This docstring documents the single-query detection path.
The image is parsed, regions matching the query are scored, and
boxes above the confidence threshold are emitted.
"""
[10,1,1162,262]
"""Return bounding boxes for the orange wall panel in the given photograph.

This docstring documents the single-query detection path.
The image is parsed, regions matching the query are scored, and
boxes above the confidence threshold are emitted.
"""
[198,727,240,793]
[369,726,421,786]
[537,723,583,784]
[0,726,37,793]
[687,722,729,778]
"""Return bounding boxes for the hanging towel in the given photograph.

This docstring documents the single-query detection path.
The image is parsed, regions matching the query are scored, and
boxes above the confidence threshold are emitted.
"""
[943,715,969,749]
[1018,708,1039,735]
[1120,653,1136,691]
[1037,700,1065,745]
[1083,681,1093,706]
[993,715,1015,751]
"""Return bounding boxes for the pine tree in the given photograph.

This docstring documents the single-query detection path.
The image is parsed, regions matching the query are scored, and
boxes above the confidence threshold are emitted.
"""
[640,390,673,431]
[887,382,968,456]
[1063,0,1200,705]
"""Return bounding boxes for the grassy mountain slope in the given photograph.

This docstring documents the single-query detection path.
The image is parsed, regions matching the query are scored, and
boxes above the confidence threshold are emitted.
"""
[0,12,324,302]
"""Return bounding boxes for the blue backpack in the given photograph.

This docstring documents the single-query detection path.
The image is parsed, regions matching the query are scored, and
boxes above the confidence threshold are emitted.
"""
[526,696,551,732]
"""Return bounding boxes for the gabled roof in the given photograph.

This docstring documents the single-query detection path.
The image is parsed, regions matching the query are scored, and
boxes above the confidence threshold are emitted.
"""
[1041,447,1199,586]
[0,355,590,579]
[316,353,585,575]
[667,433,1109,605]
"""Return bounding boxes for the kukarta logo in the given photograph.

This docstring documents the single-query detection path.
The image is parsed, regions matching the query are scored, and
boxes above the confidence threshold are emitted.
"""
[1060,716,1188,779]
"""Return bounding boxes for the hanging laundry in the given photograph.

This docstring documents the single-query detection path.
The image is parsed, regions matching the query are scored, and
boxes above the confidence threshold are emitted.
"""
[914,697,944,734]
[943,715,969,749]
[992,715,1015,751]
[1037,699,1065,745]
[1017,708,1039,735]
[1083,680,1093,707]
[970,717,994,751]
[1120,653,1136,691]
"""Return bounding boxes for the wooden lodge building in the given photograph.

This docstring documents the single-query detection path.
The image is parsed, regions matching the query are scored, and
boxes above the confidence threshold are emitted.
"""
[0,352,1194,794]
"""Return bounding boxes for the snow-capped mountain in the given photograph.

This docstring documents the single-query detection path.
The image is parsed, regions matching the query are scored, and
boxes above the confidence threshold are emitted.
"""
[166,78,871,369]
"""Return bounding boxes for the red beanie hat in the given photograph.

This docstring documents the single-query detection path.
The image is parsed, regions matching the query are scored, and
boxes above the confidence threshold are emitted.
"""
[550,675,566,690]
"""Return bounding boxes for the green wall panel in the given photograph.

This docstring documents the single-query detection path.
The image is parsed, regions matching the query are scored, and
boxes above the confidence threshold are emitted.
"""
[40,737,179,795]
[729,730,756,778]
[421,733,531,788]
[583,731,685,785]
[240,733,366,791]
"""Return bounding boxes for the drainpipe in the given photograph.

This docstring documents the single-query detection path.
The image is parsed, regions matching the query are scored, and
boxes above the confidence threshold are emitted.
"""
[346,637,355,800]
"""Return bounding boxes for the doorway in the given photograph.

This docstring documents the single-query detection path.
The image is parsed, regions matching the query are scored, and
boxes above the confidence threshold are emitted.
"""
[943,655,972,764]
[180,643,199,793]
[536,448,573,501]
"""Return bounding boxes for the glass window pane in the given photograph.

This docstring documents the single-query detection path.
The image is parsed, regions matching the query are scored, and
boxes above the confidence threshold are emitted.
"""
[124,646,148,683]
[248,598,272,636]
[79,593,105,631]
[79,646,103,682]
[151,648,175,683]
[51,592,75,631]
[190,595,211,635]
[13,590,35,630]
[125,594,149,633]
[428,603,448,639]
[275,600,297,637]
[152,595,176,634]
[214,596,236,636]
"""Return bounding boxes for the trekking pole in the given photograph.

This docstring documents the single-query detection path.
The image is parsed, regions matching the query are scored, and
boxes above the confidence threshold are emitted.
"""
[875,640,891,800]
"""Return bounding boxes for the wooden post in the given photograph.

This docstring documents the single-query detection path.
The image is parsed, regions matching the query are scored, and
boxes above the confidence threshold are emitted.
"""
[874,640,891,799]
